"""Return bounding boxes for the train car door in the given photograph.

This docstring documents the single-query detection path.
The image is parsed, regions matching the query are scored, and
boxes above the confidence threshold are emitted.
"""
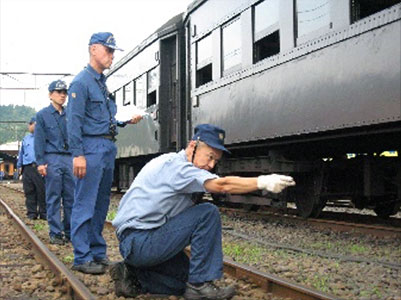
[160,35,179,152]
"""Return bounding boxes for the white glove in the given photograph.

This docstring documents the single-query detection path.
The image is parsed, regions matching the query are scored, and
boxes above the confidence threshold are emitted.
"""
[257,174,296,193]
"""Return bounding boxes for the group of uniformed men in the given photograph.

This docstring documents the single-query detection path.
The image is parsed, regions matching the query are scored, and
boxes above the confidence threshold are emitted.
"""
[18,32,296,300]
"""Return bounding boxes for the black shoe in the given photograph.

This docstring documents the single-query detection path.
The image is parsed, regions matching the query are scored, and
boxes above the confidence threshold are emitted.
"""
[184,282,236,300]
[72,261,105,275]
[63,235,71,243]
[39,215,47,220]
[110,261,141,297]
[94,257,112,266]
[27,214,37,220]
[49,235,65,245]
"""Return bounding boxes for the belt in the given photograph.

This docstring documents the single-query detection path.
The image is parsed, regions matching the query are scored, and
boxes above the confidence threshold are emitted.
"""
[24,163,37,168]
[100,135,116,142]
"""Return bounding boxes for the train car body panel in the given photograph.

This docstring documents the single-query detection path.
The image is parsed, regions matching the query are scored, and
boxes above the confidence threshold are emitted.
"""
[185,0,401,217]
[107,14,186,189]
[190,4,401,145]
[107,14,185,159]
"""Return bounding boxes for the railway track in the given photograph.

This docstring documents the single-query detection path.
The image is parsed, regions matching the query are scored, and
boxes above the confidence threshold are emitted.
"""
[219,207,401,238]
[0,196,96,299]
[0,183,342,300]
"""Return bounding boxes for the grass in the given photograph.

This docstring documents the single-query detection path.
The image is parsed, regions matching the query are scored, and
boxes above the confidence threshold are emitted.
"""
[33,222,46,231]
[348,244,368,255]
[305,274,330,293]
[223,241,264,264]
[62,254,74,263]
[107,209,117,221]
[360,286,383,298]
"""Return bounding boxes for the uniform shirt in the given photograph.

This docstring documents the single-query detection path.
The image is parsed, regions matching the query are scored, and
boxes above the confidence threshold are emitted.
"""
[112,150,218,235]
[34,104,70,165]
[67,64,118,157]
[17,133,36,168]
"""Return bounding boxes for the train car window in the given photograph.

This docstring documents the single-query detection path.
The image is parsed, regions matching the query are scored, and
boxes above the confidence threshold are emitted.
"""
[123,82,133,106]
[135,74,147,109]
[253,0,280,63]
[147,68,158,107]
[115,88,123,106]
[196,34,213,87]
[351,0,400,23]
[222,17,241,75]
[296,0,331,38]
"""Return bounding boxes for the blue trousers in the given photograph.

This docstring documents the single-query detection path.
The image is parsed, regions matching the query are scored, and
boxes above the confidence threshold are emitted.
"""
[119,203,223,295]
[44,154,74,238]
[71,137,116,265]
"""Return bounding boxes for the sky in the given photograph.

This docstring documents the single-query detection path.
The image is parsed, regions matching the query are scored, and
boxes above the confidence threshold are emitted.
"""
[0,0,191,111]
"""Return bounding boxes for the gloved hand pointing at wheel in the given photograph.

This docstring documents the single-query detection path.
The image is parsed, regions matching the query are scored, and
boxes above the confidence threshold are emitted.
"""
[257,174,296,193]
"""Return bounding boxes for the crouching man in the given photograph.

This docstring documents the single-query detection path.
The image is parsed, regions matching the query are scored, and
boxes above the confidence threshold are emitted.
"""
[111,124,295,299]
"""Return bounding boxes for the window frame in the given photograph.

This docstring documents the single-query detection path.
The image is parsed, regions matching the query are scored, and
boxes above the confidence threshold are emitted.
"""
[221,16,242,76]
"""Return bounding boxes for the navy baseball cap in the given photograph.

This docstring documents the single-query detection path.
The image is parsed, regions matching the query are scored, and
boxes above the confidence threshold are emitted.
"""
[89,32,123,51]
[48,80,67,92]
[29,117,36,124]
[192,124,230,153]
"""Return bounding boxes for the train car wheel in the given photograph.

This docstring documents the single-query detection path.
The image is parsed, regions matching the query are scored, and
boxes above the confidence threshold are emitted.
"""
[374,201,401,218]
[295,173,324,218]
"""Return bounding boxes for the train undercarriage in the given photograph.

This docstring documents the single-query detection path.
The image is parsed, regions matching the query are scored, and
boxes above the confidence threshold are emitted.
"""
[214,127,401,218]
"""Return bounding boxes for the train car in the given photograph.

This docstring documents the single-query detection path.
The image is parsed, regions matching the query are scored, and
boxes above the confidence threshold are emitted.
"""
[107,13,187,190]
[185,0,401,217]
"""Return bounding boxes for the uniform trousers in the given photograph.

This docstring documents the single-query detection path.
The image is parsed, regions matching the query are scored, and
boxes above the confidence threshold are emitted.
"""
[119,203,223,295]
[71,137,116,265]
[44,153,74,238]
[22,164,46,218]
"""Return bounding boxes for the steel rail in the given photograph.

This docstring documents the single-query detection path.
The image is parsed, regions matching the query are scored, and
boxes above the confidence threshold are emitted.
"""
[0,197,96,300]
[220,207,401,238]
[223,257,342,300]
[182,248,342,300]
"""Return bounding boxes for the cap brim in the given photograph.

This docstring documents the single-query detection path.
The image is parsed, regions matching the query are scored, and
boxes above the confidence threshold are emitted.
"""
[205,142,231,154]
[107,44,123,51]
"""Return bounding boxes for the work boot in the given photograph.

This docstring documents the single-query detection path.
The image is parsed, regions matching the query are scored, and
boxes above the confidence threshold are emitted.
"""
[72,261,105,274]
[184,282,236,300]
[95,257,112,267]
[49,235,65,245]
[110,261,141,297]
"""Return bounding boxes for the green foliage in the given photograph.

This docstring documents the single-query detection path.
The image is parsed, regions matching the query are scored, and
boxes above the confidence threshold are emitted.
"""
[62,254,74,263]
[0,105,37,144]
[306,274,330,293]
[223,241,264,264]
[107,209,117,221]
[33,222,45,231]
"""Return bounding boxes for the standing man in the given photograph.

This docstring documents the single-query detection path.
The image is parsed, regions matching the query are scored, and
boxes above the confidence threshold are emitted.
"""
[67,32,142,274]
[111,124,296,299]
[34,80,74,245]
[17,117,46,220]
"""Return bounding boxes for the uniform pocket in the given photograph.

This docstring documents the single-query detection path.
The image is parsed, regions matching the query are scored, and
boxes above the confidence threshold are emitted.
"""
[87,98,104,120]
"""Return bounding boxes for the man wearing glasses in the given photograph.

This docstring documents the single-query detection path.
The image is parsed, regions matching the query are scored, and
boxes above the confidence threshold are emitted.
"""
[111,124,296,300]
[67,32,142,274]
[35,80,73,245]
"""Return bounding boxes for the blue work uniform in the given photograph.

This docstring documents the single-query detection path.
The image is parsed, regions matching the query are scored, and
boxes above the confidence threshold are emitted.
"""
[67,64,119,266]
[113,150,222,295]
[17,133,46,218]
[35,104,74,239]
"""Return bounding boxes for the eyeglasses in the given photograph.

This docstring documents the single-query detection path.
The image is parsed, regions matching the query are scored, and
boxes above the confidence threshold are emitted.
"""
[105,47,115,54]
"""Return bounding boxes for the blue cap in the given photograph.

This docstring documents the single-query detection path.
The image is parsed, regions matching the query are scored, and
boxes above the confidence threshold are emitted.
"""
[29,117,36,124]
[48,80,67,92]
[88,32,123,51]
[192,124,230,153]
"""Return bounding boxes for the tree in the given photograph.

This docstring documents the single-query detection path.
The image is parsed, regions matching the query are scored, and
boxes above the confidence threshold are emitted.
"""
[0,105,37,144]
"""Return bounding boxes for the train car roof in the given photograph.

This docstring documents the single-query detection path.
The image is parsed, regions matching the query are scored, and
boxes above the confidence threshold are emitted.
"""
[186,0,206,15]
[107,12,184,76]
